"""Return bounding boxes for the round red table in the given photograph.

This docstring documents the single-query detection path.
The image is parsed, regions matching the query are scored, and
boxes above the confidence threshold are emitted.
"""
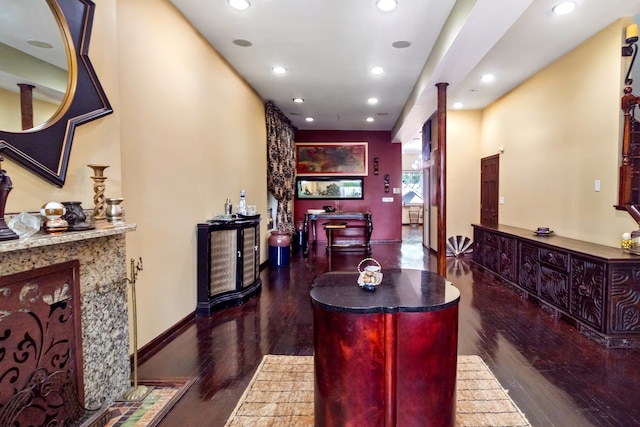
[311,269,460,427]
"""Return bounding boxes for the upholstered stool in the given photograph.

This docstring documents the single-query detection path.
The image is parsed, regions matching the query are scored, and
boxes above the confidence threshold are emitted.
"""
[324,222,348,255]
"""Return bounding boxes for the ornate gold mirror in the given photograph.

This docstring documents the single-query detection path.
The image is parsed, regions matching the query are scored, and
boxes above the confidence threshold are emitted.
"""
[0,0,112,187]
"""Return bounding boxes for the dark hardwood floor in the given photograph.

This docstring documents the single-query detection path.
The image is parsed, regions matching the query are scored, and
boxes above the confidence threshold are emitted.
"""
[138,226,640,427]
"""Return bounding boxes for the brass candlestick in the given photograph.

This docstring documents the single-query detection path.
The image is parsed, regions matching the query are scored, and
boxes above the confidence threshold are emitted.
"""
[87,164,109,222]
[121,257,151,401]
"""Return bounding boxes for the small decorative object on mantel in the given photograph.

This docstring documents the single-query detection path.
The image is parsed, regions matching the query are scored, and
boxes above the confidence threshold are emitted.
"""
[87,164,109,223]
[0,156,19,241]
[106,197,125,224]
[62,201,93,231]
[40,201,68,233]
[357,258,383,292]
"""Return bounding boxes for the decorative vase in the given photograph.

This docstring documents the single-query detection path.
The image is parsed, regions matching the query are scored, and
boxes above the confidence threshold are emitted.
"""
[62,201,92,230]
[87,164,109,222]
[106,198,124,223]
[268,229,291,267]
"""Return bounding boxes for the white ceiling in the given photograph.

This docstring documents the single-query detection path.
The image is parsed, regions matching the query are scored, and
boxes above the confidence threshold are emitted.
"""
[169,0,640,153]
[3,1,640,153]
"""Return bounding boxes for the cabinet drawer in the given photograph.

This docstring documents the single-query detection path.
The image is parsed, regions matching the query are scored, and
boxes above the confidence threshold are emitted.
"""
[539,248,568,271]
[484,232,499,247]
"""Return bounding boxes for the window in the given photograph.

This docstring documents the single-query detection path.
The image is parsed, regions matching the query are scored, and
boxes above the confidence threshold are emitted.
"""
[402,171,423,205]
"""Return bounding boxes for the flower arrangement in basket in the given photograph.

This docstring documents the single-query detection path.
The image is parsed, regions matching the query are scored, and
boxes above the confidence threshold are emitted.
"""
[357,258,383,292]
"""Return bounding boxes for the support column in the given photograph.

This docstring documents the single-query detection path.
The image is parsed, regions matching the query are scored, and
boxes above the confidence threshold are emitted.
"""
[436,82,448,277]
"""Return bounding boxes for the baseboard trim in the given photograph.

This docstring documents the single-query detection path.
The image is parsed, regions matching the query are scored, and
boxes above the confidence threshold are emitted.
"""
[133,311,195,366]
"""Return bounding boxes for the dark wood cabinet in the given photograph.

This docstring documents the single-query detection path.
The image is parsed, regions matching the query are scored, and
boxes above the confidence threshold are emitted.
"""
[196,219,261,316]
[472,224,640,348]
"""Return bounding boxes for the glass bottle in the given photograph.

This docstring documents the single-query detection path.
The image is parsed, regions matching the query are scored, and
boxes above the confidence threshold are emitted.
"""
[237,190,247,215]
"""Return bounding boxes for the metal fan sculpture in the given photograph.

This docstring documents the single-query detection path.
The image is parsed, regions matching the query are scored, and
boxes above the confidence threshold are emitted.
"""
[446,235,473,257]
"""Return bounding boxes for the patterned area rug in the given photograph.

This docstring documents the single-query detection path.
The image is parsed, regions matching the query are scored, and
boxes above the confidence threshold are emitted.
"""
[100,378,194,427]
[225,355,531,427]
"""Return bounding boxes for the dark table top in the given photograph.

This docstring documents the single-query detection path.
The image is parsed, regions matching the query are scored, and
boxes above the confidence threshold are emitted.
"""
[310,269,460,314]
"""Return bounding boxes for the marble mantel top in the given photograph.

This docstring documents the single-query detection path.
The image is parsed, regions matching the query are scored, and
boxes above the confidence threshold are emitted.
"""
[0,223,136,253]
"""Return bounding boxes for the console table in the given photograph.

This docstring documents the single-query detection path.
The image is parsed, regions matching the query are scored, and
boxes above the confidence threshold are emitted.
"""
[303,211,372,254]
[472,224,640,348]
[311,270,460,427]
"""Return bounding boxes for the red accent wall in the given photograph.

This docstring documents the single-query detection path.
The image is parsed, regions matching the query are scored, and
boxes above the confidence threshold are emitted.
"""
[294,130,402,242]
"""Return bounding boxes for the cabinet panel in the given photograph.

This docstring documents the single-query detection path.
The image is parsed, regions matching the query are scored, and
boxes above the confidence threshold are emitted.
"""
[610,265,640,333]
[518,242,538,292]
[241,225,260,288]
[498,236,517,281]
[540,265,570,311]
[210,229,238,296]
[570,256,605,330]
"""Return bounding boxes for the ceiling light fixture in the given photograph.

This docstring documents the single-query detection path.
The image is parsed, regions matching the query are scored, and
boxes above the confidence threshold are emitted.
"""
[27,40,53,49]
[272,66,287,74]
[376,0,398,12]
[366,117,375,122]
[293,98,304,103]
[370,66,384,75]
[305,117,314,122]
[392,41,411,49]
[228,0,251,10]
[552,1,576,16]
[368,98,379,105]
[481,74,495,83]
[232,39,252,47]
[452,102,463,109]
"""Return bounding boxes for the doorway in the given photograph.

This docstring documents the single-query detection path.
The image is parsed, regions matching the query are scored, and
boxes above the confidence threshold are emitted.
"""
[480,154,499,226]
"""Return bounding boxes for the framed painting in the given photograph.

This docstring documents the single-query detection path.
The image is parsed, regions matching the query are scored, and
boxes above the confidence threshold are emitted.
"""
[296,177,364,200]
[295,142,368,176]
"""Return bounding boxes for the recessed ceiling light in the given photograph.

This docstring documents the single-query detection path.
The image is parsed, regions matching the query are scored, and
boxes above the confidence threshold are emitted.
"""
[366,117,375,122]
[392,41,411,49]
[367,98,379,105]
[452,102,464,109]
[376,0,398,12]
[481,74,495,83]
[552,1,576,15]
[232,39,252,47]
[272,66,287,74]
[293,98,304,103]
[27,40,53,49]
[370,66,384,75]
[228,0,250,10]
[305,117,314,122]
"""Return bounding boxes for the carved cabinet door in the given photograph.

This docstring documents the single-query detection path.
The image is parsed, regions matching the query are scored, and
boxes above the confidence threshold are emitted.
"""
[570,256,605,331]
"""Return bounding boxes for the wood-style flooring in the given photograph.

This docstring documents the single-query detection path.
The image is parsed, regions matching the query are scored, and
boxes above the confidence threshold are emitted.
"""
[138,226,640,427]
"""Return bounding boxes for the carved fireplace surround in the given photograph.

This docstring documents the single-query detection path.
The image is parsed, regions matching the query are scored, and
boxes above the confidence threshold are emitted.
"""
[0,223,136,410]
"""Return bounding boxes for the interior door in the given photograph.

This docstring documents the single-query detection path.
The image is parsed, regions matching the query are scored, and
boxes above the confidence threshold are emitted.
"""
[480,155,499,226]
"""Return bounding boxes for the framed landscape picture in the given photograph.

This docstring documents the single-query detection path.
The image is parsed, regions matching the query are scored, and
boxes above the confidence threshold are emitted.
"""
[295,142,368,176]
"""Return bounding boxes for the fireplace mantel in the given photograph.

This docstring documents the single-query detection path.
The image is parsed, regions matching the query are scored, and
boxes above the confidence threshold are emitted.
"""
[0,223,136,408]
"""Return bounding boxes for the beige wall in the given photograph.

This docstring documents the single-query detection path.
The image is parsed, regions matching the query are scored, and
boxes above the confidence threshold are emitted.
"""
[5,0,267,349]
[447,110,482,240]
[479,18,635,247]
[115,0,267,347]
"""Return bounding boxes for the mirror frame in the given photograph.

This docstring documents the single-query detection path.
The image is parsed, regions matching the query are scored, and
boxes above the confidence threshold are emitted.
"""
[0,0,112,187]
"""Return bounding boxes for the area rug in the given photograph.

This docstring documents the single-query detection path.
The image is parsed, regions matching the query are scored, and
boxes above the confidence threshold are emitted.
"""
[225,355,531,427]
[101,378,194,427]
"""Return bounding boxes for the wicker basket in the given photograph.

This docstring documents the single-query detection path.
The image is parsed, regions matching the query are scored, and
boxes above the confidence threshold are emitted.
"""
[357,258,383,288]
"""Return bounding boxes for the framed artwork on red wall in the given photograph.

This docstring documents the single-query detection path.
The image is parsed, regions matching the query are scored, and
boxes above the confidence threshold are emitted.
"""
[295,142,368,176]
